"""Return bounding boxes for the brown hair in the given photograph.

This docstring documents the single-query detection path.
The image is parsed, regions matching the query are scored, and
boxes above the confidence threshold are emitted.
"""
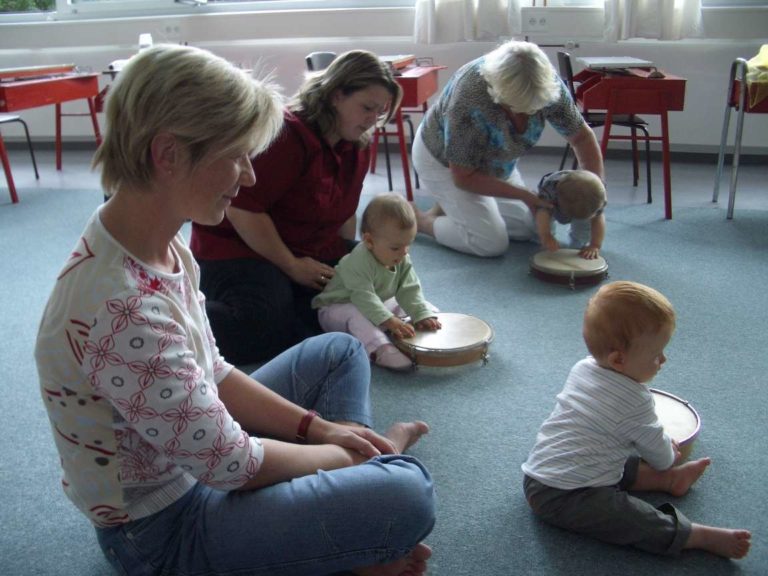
[288,50,402,147]
[360,194,416,235]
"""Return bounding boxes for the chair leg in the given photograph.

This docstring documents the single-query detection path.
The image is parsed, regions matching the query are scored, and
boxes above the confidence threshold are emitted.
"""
[642,128,652,204]
[630,127,639,187]
[559,143,570,171]
[405,117,419,189]
[370,128,380,174]
[17,118,39,180]
[382,130,393,191]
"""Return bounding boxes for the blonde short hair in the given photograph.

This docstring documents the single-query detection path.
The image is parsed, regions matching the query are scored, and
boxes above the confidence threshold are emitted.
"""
[556,170,607,219]
[583,281,676,360]
[361,194,416,235]
[480,40,561,115]
[93,44,284,196]
[288,50,402,147]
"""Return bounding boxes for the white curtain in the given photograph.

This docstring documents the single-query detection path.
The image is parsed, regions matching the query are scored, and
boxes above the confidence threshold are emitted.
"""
[603,0,703,42]
[414,0,523,44]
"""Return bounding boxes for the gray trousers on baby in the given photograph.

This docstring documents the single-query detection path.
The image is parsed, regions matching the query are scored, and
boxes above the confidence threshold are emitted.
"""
[523,457,692,556]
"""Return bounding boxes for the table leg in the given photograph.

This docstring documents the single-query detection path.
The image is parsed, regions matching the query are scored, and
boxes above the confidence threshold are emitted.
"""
[599,115,611,158]
[713,103,732,204]
[0,133,19,203]
[88,97,103,146]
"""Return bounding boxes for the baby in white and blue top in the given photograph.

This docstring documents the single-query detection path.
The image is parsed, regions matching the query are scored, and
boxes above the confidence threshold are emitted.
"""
[535,169,606,260]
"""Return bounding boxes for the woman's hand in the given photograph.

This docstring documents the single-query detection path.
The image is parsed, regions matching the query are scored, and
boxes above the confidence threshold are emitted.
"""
[287,257,336,290]
[310,419,399,460]
[415,317,442,332]
[524,192,553,213]
[382,317,416,339]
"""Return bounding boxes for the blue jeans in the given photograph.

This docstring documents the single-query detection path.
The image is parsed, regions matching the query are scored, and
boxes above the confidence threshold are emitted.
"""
[96,333,435,576]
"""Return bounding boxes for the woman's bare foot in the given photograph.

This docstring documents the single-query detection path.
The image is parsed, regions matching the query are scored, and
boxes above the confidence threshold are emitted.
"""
[354,542,432,576]
[684,525,751,559]
[668,457,711,496]
[411,202,442,237]
[385,421,430,453]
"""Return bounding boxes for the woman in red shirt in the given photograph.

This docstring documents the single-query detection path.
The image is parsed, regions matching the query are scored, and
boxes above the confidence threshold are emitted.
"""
[191,50,402,364]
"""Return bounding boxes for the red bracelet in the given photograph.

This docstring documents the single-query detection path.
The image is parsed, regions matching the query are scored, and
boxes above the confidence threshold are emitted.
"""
[296,409,320,443]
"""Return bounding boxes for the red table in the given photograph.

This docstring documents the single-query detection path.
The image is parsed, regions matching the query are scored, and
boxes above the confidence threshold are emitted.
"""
[575,67,686,219]
[0,65,102,203]
[371,65,445,201]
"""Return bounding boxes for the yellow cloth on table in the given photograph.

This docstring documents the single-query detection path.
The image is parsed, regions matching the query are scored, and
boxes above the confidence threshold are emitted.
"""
[746,44,768,109]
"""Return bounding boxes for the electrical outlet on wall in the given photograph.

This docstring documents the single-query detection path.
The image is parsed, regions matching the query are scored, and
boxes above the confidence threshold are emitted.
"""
[160,21,182,42]
[524,15,549,33]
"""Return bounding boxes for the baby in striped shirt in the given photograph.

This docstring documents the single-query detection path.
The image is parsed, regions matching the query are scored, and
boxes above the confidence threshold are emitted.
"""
[522,281,750,559]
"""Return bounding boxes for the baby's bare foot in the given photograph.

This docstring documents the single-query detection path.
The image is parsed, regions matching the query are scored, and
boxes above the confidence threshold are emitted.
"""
[685,525,751,559]
[669,457,710,496]
[354,542,432,576]
[385,421,430,453]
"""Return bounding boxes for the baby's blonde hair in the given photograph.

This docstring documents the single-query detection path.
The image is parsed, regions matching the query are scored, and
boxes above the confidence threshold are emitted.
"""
[556,170,606,219]
[361,194,416,235]
[583,281,676,360]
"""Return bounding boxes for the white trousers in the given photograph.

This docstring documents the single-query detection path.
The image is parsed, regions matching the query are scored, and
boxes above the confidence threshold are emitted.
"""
[412,127,536,258]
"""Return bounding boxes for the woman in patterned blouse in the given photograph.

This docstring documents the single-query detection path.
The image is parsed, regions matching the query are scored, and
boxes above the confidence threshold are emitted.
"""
[36,44,434,576]
[411,40,605,257]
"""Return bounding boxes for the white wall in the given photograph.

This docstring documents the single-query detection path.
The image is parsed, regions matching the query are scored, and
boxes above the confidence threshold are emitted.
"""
[1,7,766,153]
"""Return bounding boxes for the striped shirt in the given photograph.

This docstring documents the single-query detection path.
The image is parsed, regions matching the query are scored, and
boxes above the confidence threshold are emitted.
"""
[522,357,674,490]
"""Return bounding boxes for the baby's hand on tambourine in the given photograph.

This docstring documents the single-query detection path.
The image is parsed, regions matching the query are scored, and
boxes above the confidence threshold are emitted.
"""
[415,317,442,332]
[579,244,601,260]
[671,439,683,464]
[383,317,416,340]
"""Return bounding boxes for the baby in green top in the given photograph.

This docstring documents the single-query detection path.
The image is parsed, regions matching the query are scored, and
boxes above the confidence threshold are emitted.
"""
[312,194,441,371]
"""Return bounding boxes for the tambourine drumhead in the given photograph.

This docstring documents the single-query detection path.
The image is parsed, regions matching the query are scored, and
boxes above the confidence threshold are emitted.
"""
[530,249,608,288]
[393,312,493,367]
[651,388,701,460]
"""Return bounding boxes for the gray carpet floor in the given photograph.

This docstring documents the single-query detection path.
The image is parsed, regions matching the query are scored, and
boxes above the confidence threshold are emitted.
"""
[1,176,766,574]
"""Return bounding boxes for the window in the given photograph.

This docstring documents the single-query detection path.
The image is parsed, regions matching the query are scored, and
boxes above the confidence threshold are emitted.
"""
[0,0,412,19]
[703,0,767,5]
[0,0,54,14]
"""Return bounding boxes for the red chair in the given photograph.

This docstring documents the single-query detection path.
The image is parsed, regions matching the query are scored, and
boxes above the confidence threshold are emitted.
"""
[369,113,419,192]
[557,51,652,204]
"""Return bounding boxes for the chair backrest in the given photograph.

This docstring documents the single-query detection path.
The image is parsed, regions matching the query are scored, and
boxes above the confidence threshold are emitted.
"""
[557,51,577,100]
[305,51,337,72]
